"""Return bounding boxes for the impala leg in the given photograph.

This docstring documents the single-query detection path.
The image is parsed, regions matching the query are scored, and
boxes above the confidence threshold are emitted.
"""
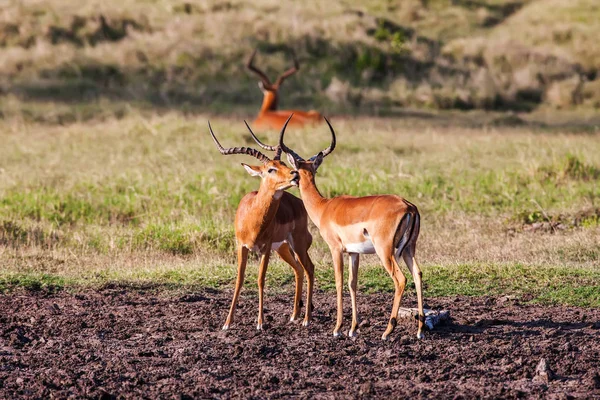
[295,249,315,326]
[331,248,345,337]
[380,252,407,341]
[348,253,360,337]
[256,247,272,331]
[276,242,303,323]
[223,245,249,330]
[403,252,425,339]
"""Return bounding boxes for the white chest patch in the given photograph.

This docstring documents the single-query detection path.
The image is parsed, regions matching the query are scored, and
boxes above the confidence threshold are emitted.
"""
[344,239,376,254]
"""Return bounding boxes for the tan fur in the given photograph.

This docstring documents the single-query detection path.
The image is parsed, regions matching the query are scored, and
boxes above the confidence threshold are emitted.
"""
[209,119,316,331]
[223,159,316,331]
[281,123,426,340]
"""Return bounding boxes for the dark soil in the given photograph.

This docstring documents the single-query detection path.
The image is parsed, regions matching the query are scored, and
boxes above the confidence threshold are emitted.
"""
[1,288,599,399]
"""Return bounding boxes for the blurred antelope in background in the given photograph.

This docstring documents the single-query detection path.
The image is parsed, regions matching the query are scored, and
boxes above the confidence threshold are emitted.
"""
[209,116,315,330]
[246,48,322,130]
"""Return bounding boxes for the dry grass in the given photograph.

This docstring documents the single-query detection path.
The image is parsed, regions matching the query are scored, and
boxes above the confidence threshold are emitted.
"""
[0,0,598,304]
[0,112,598,305]
[0,0,598,116]
[442,0,600,109]
[488,0,600,72]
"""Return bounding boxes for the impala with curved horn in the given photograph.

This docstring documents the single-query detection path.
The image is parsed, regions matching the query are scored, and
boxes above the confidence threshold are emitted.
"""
[209,116,315,330]
[251,119,425,340]
[247,48,322,130]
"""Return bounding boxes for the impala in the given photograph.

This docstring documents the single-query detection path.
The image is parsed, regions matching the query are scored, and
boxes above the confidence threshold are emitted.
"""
[246,48,322,130]
[209,116,315,330]
[249,118,425,340]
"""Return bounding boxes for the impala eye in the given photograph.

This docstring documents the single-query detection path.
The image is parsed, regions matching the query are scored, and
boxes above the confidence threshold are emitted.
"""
[268,168,277,174]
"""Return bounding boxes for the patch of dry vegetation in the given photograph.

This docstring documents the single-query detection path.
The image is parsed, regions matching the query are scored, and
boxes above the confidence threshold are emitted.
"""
[0,0,598,120]
[444,0,600,109]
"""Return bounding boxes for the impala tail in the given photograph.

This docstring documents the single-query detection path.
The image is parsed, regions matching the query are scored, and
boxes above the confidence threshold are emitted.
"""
[393,211,418,258]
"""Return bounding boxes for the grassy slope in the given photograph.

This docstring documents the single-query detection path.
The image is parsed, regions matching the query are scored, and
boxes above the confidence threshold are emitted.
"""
[1,114,598,305]
[0,0,598,119]
[487,0,600,71]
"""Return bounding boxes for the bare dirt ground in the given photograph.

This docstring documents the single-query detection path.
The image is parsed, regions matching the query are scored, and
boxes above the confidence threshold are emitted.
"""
[1,288,599,399]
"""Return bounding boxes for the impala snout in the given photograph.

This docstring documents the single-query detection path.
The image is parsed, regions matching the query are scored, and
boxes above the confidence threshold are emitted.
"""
[290,170,300,186]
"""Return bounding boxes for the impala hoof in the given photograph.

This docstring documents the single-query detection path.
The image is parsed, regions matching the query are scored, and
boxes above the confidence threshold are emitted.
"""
[348,330,358,338]
[222,324,229,331]
[302,320,310,327]
[333,331,341,338]
[416,331,425,340]
[381,333,389,341]
[289,316,297,323]
[256,324,263,331]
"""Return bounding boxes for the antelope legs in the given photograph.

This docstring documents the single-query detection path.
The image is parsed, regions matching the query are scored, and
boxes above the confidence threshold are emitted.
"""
[256,246,272,330]
[381,253,407,340]
[277,242,315,326]
[331,248,345,337]
[403,252,425,339]
[276,242,304,323]
[295,247,315,327]
[223,245,249,330]
[348,253,360,337]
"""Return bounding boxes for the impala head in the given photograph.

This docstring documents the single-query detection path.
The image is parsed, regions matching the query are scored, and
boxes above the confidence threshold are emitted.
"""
[208,116,299,191]
[247,48,300,95]
[272,117,336,176]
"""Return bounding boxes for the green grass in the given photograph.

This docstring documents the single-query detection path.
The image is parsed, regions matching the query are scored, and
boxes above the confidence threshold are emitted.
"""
[0,113,599,307]
[2,261,599,307]
[0,1,598,308]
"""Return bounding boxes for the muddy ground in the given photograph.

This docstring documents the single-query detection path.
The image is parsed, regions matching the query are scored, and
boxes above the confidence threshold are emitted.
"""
[1,288,599,399]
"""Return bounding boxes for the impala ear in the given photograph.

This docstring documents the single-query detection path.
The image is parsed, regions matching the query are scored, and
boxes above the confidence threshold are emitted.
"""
[286,153,300,170]
[242,163,262,177]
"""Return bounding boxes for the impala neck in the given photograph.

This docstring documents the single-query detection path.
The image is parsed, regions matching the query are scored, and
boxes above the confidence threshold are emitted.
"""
[298,169,327,229]
[260,90,278,112]
[252,183,284,229]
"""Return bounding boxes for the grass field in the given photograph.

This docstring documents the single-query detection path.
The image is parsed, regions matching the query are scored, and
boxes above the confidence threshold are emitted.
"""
[2,3,600,399]
[1,111,598,306]
[1,0,599,119]
[0,0,599,307]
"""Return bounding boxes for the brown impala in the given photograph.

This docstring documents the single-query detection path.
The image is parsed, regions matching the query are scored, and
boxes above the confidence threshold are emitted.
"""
[249,117,425,340]
[208,116,315,330]
[246,48,322,130]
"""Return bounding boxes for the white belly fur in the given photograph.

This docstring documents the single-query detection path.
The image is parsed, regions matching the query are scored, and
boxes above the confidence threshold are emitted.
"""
[345,239,376,254]
[247,240,287,253]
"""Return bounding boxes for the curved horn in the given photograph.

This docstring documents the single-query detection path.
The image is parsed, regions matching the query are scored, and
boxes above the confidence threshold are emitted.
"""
[321,117,337,158]
[245,120,277,152]
[274,49,299,87]
[273,114,294,160]
[244,114,294,161]
[246,48,273,90]
[208,121,270,164]
[278,115,304,162]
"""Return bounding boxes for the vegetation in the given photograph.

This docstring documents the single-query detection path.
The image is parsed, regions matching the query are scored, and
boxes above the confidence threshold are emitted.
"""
[0,0,598,306]
[0,113,598,306]
[0,0,599,121]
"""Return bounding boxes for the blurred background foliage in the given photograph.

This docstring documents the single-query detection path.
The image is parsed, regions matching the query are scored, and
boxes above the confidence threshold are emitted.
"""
[0,0,599,123]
